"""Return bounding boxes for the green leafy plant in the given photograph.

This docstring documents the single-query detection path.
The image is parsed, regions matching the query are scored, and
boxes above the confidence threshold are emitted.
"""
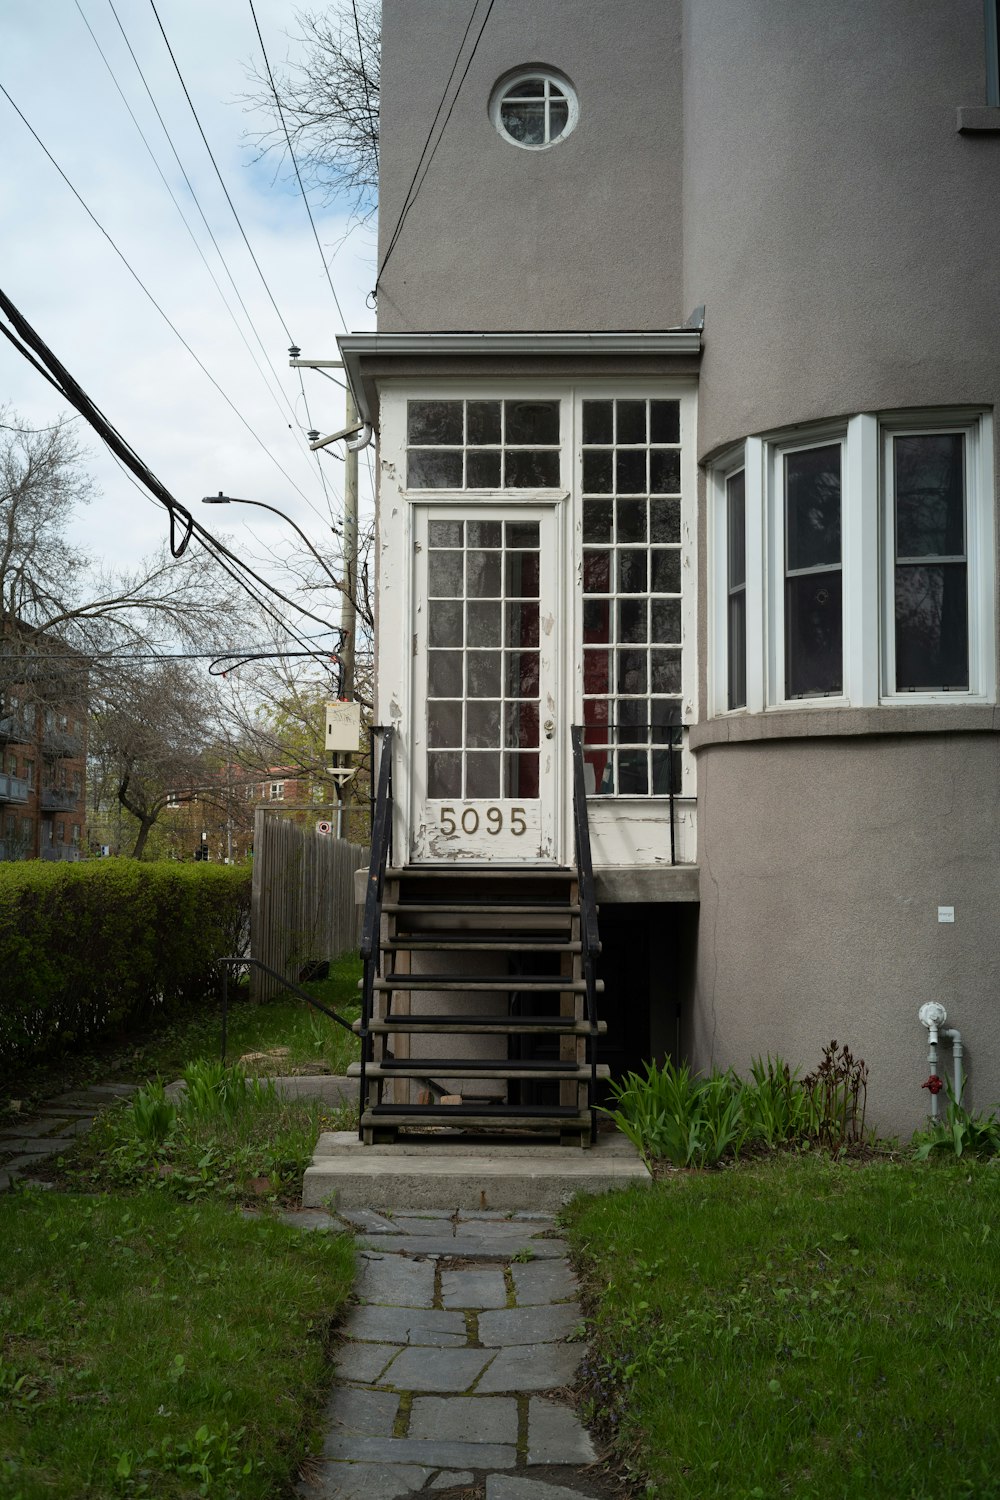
[802,1040,869,1149]
[130,1078,177,1145]
[601,1058,746,1169]
[180,1059,276,1122]
[914,1088,1000,1160]
[742,1054,817,1148]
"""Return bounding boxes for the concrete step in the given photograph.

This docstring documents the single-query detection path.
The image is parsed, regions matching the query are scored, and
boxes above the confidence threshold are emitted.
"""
[302,1128,652,1212]
[384,902,581,917]
[384,936,583,952]
[374,975,601,994]
[386,866,576,881]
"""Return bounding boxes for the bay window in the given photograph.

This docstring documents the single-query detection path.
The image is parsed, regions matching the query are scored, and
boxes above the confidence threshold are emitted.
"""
[711,410,995,714]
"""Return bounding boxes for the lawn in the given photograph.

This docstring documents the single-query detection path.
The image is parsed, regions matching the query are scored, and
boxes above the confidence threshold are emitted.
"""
[0,1191,355,1500]
[564,1155,1000,1500]
[0,961,364,1497]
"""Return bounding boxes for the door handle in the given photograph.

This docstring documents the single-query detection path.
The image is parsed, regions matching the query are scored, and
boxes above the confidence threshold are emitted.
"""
[543,719,555,740]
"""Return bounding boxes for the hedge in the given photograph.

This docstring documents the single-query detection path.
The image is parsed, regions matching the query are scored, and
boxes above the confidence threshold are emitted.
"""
[0,860,251,1078]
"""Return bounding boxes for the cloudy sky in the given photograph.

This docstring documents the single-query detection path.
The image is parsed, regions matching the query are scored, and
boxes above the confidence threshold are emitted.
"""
[1,0,375,647]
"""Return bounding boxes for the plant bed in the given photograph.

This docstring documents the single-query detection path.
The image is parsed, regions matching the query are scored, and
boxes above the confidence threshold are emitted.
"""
[0,1189,354,1500]
[564,1155,1000,1499]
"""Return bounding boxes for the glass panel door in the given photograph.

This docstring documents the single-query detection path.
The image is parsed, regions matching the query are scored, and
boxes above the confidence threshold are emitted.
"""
[411,506,559,862]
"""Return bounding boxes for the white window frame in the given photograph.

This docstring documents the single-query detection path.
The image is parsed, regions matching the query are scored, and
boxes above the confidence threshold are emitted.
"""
[489,69,579,150]
[880,410,996,704]
[269,781,285,801]
[709,408,995,715]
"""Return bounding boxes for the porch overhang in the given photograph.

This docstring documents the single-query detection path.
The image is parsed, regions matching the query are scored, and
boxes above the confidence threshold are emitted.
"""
[337,329,704,432]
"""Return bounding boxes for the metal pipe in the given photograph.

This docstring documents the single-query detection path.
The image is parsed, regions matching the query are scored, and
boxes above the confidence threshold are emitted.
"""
[943,1027,964,1104]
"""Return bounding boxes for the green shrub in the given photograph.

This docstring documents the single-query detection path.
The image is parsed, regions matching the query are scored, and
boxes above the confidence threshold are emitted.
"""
[913,1088,1000,1160]
[0,860,251,1080]
[601,1058,746,1169]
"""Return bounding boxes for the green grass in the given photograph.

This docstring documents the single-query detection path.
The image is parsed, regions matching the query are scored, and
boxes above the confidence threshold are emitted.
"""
[565,1156,1000,1500]
[0,1190,355,1500]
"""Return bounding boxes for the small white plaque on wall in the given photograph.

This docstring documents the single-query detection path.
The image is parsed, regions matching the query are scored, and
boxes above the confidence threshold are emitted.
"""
[937,905,955,924]
[325,699,362,753]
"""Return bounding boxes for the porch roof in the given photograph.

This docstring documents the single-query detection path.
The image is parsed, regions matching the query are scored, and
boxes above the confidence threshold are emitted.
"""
[336,329,704,431]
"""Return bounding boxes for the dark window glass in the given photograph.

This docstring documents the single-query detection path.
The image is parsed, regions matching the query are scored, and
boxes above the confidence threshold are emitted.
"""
[727,470,747,710]
[505,601,539,647]
[618,750,648,795]
[466,653,501,698]
[467,601,501,648]
[583,451,613,494]
[427,752,462,798]
[466,752,501,798]
[408,451,463,489]
[505,702,539,748]
[408,400,463,445]
[582,400,613,445]
[468,400,501,445]
[428,600,463,648]
[728,595,747,712]
[651,649,682,694]
[466,551,502,598]
[618,599,647,643]
[466,701,502,749]
[467,521,502,548]
[505,450,560,487]
[727,472,746,590]
[502,103,545,144]
[617,649,647,694]
[650,400,680,444]
[894,434,964,558]
[549,100,569,134]
[583,500,613,543]
[505,400,559,445]
[785,571,843,697]
[428,651,463,698]
[505,752,539,799]
[651,549,681,593]
[785,445,841,571]
[506,551,539,598]
[429,520,463,547]
[428,701,462,747]
[506,520,540,547]
[652,599,681,643]
[616,450,647,494]
[616,400,647,444]
[650,498,681,543]
[428,551,464,597]
[616,499,647,543]
[583,550,611,593]
[895,564,969,690]
[650,449,681,494]
[618,550,648,593]
[467,451,501,488]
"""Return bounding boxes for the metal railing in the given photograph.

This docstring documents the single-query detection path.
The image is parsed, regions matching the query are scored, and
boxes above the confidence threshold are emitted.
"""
[359,726,394,1140]
[0,773,29,804]
[215,956,355,1065]
[580,714,683,865]
[570,725,602,1143]
[39,787,78,812]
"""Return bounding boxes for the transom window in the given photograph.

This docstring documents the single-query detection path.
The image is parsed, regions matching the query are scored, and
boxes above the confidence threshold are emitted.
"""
[490,69,579,149]
[581,397,683,796]
[406,399,560,489]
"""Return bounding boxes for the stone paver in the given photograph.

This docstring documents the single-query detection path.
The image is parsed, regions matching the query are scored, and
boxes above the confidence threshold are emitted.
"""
[344,1306,468,1348]
[303,1208,608,1499]
[409,1396,518,1445]
[440,1267,508,1309]
[478,1305,582,1347]
[0,1084,133,1189]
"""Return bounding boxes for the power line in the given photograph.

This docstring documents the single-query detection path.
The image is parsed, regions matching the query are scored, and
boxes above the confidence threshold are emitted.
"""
[375,0,496,296]
[0,78,320,511]
[246,0,349,334]
[148,0,296,345]
[0,284,340,657]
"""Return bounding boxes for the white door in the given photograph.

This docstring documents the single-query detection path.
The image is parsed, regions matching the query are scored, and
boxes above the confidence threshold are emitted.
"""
[410,506,560,863]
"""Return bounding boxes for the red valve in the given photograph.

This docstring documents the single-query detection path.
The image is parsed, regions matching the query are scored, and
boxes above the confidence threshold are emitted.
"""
[921,1074,944,1095]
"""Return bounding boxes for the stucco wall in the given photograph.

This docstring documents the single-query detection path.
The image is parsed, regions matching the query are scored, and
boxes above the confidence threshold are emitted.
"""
[692,733,1000,1140]
[378,0,683,332]
[681,0,1000,459]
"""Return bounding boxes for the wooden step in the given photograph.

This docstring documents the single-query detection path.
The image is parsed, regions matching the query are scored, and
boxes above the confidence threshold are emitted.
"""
[356,1016,607,1035]
[374,975,602,994]
[350,1061,609,1081]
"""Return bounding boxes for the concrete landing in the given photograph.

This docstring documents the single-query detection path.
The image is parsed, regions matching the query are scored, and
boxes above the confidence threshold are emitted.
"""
[302,1130,651,1212]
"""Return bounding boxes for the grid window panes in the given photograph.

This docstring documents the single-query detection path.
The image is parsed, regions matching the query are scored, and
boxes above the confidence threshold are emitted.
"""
[893,432,969,691]
[581,397,682,796]
[407,400,560,489]
[784,443,842,698]
[426,519,541,800]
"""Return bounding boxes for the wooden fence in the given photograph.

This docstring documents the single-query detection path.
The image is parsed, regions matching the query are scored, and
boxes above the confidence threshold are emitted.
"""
[250,808,369,1001]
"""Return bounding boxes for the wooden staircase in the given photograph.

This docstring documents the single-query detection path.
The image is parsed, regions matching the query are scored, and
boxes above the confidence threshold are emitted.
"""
[352,864,607,1147]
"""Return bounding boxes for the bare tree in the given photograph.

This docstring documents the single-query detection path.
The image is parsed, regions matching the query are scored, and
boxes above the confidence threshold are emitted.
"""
[244,2,381,216]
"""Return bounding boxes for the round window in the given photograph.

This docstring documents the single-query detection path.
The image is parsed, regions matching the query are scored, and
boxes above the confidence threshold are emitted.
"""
[490,68,579,150]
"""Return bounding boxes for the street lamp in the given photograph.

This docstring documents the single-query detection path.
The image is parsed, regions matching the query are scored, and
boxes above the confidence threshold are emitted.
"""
[201,493,341,592]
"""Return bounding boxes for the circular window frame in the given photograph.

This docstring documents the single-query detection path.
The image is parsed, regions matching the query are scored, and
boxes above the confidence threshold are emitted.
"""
[489,67,579,151]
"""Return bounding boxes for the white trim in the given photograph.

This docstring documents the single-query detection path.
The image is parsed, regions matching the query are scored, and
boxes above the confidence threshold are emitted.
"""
[488,68,580,151]
[843,413,879,707]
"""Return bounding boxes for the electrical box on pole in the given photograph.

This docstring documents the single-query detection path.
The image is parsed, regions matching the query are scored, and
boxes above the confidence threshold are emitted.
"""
[326,699,362,753]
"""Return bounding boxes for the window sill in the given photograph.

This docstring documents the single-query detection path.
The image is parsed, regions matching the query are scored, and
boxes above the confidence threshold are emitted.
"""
[690,703,1000,749]
[957,106,1000,133]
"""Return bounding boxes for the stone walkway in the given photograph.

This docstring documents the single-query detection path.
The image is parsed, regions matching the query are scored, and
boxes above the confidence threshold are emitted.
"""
[0,1082,137,1190]
[295,1206,610,1500]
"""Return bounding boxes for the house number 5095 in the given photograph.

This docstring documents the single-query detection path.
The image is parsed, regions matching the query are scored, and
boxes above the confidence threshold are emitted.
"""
[440,806,527,836]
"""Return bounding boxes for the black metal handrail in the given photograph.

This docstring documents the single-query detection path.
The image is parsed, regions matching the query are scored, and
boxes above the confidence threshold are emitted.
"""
[359,726,394,1139]
[570,725,601,1143]
[215,956,356,1065]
